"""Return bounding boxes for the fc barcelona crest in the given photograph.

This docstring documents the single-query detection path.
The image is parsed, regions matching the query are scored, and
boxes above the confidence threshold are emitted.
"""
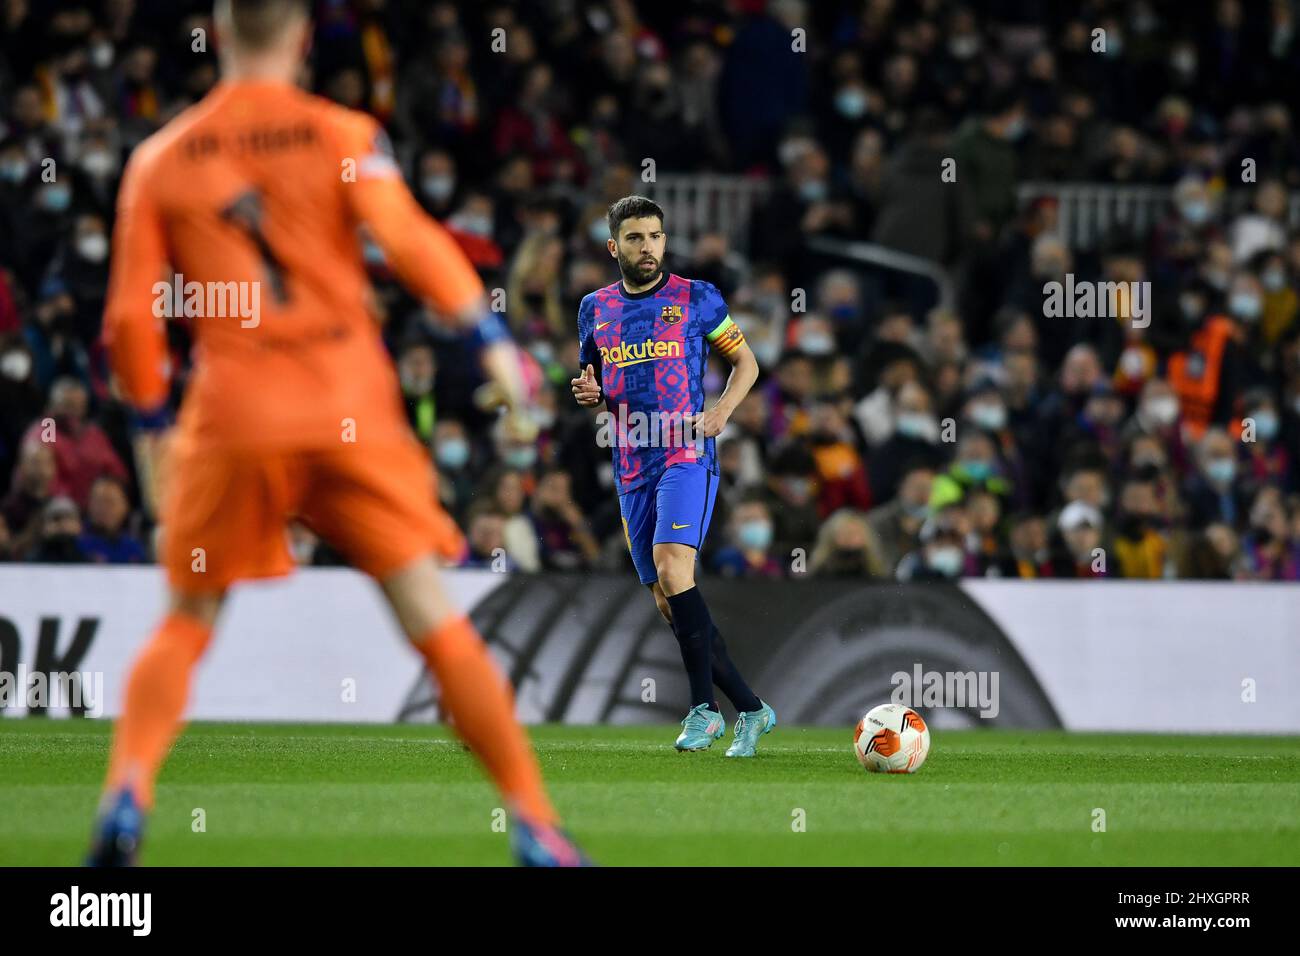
[660,305,683,324]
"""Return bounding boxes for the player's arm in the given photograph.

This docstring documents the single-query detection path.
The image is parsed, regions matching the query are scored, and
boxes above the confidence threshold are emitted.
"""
[571,298,602,408]
[101,146,173,518]
[336,117,527,415]
[687,314,759,439]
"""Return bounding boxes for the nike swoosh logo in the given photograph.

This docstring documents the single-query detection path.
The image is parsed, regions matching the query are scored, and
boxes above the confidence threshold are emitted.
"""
[671,522,691,530]
[596,321,612,330]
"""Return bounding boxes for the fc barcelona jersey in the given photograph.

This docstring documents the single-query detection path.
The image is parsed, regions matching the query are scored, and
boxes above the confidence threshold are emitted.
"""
[577,272,743,492]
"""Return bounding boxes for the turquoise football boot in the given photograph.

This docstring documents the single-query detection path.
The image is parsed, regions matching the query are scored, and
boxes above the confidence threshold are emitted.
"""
[674,703,726,751]
[725,700,777,757]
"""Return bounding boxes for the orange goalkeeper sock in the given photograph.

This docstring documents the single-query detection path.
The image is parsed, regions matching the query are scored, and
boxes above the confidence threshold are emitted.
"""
[415,615,557,826]
[104,612,213,809]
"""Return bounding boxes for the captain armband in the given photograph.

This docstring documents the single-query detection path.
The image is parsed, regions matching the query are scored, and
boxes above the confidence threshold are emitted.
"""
[705,315,745,357]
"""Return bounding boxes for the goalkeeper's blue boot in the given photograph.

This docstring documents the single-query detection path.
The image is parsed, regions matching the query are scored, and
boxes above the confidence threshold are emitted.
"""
[674,702,726,751]
[725,700,777,757]
[510,813,593,867]
[86,787,145,867]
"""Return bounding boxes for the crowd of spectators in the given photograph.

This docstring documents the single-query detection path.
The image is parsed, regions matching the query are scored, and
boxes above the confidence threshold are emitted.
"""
[3,0,1300,581]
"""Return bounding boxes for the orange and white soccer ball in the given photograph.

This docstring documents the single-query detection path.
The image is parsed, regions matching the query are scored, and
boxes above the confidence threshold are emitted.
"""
[853,703,931,773]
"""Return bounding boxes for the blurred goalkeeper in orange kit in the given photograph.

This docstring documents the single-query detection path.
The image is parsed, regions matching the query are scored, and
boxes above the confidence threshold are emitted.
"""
[87,0,588,867]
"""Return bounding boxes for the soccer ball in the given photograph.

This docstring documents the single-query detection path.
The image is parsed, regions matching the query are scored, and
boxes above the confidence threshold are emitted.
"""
[853,703,931,774]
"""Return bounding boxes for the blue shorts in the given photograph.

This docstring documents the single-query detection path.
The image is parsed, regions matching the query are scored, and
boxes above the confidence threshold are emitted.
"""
[617,463,719,585]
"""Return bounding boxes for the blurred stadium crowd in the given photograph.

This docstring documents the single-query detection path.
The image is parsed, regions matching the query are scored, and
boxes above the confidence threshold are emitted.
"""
[2,0,1300,581]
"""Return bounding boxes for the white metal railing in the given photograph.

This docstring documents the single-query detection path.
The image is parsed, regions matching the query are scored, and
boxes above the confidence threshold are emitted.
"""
[1018,182,1300,250]
[643,174,771,251]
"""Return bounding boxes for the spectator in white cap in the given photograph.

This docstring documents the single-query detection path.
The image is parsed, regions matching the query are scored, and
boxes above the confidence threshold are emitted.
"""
[1054,500,1110,578]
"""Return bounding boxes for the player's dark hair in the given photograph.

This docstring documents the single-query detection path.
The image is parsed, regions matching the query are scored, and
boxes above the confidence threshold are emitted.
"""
[607,195,664,239]
[217,0,309,52]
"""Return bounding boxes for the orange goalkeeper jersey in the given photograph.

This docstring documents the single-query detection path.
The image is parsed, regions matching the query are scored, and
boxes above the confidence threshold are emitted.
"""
[103,79,484,448]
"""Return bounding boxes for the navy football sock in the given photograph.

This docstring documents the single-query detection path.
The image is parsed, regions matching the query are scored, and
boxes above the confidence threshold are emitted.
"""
[709,623,762,714]
[664,586,718,711]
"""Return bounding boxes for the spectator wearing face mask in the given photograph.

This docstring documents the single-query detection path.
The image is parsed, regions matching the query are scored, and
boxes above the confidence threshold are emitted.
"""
[1122,378,1191,476]
[442,192,503,269]
[396,336,437,444]
[895,505,970,581]
[1224,271,1270,363]
[0,337,43,473]
[432,418,474,521]
[750,141,850,267]
[1148,175,1223,287]
[1184,427,1250,528]
[870,380,946,502]
[0,139,36,274]
[36,211,110,349]
[414,147,458,219]
[961,378,1029,505]
[944,429,1013,506]
[786,314,837,360]
[712,495,783,579]
[77,474,145,563]
[1237,388,1291,495]
[866,461,934,571]
[1255,251,1297,347]
[73,132,121,213]
[852,340,923,449]
[22,179,77,297]
[26,495,87,563]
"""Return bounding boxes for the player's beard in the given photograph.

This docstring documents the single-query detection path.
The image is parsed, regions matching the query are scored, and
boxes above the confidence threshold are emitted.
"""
[618,250,661,287]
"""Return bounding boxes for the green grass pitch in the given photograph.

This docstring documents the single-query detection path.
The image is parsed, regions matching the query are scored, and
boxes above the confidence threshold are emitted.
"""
[3,721,1299,866]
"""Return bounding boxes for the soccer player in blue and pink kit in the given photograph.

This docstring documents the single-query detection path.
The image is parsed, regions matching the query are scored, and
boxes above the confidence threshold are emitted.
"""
[571,196,776,755]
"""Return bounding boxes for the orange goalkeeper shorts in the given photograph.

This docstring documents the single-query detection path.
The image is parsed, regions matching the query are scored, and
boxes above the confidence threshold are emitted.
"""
[158,433,465,593]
